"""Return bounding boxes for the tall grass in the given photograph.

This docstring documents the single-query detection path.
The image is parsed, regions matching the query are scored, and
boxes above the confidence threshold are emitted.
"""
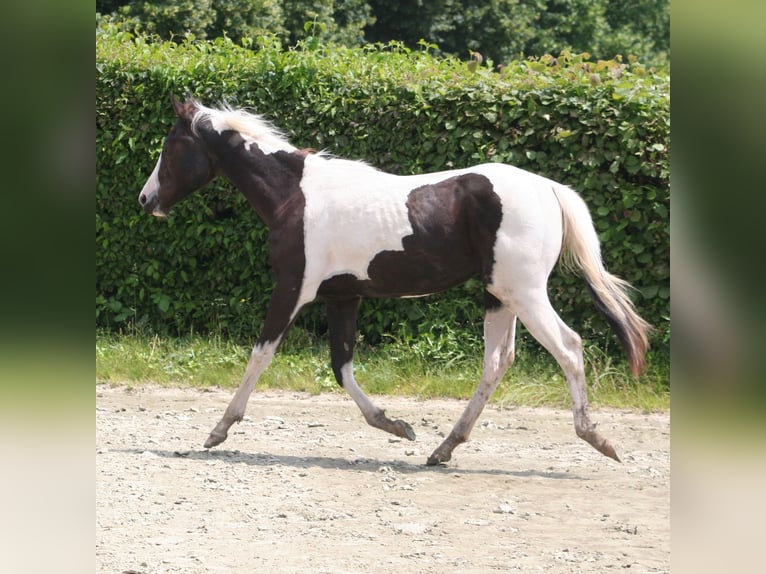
[96,328,669,411]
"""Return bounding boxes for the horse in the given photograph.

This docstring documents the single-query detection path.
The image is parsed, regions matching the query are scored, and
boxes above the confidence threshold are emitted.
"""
[138,94,651,465]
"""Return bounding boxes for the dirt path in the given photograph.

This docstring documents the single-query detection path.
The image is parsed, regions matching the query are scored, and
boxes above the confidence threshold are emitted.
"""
[96,385,669,573]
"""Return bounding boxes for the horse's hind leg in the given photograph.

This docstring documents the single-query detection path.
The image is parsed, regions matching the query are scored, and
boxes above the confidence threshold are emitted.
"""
[204,283,303,448]
[427,298,517,465]
[511,289,620,461]
[326,297,416,441]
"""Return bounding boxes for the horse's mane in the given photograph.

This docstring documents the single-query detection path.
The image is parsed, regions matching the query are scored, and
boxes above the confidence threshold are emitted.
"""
[188,100,379,169]
[191,101,296,153]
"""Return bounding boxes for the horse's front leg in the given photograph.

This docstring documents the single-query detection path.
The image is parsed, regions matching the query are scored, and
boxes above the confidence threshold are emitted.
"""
[326,297,416,441]
[204,282,304,448]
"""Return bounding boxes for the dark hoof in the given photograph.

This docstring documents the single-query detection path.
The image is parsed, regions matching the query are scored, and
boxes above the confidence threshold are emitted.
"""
[204,430,227,449]
[601,442,621,463]
[395,420,416,441]
[579,429,621,462]
[426,451,451,466]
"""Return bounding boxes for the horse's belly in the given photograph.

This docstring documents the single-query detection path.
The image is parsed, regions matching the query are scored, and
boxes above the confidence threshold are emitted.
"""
[317,248,478,299]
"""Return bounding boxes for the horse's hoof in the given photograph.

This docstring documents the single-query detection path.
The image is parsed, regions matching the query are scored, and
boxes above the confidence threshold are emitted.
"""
[204,430,227,448]
[395,420,416,441]
[599,441,621,463]
[426,451,450,466]
[578,428,621,462]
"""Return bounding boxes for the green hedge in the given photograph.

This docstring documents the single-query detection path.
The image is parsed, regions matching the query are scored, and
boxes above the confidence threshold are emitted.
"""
[96,30,669,352]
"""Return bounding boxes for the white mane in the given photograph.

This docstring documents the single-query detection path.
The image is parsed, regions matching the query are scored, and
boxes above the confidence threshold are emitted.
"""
[191,102,296,154]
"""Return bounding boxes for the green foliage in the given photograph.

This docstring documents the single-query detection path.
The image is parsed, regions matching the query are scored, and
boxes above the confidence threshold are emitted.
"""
[207,0,285,44]
[603,0,670,61]
[367,0,538,64]
[281,0,374,47]
[116,0,217,40]
[100,0,373,49]
[96,31,669,355]
[526,0,609,58]
[97,0,669,66]
[365,0,668,65]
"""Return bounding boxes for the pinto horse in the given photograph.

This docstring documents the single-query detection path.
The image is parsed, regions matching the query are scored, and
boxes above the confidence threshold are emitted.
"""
[139,95,651,465]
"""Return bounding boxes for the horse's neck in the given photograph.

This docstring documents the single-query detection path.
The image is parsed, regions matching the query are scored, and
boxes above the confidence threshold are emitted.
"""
[204,130,306,229]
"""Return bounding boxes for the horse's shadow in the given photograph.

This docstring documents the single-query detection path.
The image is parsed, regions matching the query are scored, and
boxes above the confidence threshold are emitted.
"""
[118,447,587,481]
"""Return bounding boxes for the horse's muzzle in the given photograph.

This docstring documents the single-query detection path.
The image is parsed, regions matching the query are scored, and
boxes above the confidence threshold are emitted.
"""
[138,192,166,217]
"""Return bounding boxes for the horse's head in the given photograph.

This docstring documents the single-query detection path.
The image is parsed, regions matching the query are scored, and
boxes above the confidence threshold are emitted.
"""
[138,94,217,217]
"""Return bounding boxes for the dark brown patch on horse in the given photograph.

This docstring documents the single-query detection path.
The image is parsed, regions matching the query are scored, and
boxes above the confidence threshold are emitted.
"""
[317,173,503,299]
[194,120,309,344]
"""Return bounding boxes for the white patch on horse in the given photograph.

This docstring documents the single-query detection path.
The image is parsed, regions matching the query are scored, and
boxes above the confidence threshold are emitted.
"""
[240,135,290,156]
[139,155,166,217]
[300,156,414,288]
[487,171,564,297]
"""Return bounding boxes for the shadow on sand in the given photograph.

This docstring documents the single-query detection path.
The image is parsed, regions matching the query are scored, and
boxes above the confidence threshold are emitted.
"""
[117,447,588,481]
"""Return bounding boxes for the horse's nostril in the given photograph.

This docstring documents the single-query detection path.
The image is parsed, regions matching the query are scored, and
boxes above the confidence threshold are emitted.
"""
[139,193,147,205]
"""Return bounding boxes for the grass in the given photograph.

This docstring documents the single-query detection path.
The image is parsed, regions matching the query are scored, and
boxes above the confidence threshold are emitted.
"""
[96,328,670,411]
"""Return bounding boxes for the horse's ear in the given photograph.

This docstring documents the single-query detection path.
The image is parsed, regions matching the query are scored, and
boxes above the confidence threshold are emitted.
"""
[170,93,197,121]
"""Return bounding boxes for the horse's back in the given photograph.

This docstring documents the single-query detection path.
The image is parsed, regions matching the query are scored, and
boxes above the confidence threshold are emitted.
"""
[301,157,564,299]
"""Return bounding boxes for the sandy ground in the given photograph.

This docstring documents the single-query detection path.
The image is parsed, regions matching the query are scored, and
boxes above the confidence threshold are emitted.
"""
[96,384,669,573]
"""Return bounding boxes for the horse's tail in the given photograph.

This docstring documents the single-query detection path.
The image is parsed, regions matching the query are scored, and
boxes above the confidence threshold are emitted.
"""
[551,184,653,376]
